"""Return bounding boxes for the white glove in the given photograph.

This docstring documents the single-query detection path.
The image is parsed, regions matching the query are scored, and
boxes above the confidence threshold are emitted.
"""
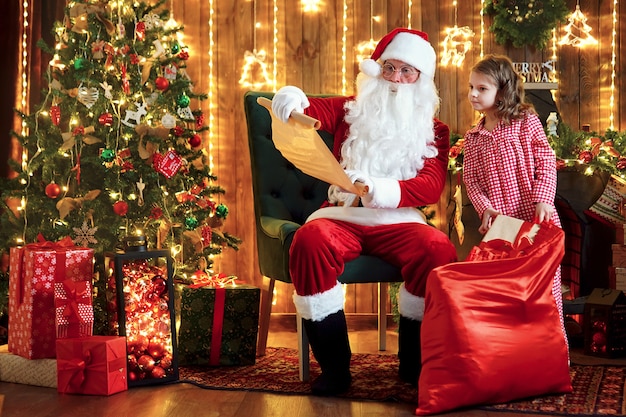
[271,86,310,123]
[328,184,358,207]
[345,169,401,209]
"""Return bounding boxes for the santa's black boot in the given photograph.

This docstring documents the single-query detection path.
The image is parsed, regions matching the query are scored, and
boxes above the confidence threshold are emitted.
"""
[302,310,352,396]
[398,316,422,386]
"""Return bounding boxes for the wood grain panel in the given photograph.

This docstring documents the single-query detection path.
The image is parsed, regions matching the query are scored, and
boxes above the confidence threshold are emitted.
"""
[12,0,624,315]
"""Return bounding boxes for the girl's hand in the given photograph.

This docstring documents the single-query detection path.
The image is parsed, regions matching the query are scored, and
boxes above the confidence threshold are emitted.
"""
[479,208,500,234]
[534,202,553,224]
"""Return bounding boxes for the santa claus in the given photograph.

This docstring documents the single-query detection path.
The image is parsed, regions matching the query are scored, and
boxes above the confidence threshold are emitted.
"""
[271,28,457,396]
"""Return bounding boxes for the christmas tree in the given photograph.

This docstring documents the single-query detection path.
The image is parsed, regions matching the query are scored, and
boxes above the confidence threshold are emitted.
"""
[0,0,240,333]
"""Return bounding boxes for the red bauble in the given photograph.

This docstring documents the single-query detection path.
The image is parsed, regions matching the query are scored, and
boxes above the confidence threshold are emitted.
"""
[45,182,61,198]
[113,200,129,216]
[159,354,173,370]
[98,112,114,126]
[155,76,169,91]
[152,276,167,296]
[151,366,167,379]
[188,134,202,148]
[147,342,165,359]
[137,354,155,372]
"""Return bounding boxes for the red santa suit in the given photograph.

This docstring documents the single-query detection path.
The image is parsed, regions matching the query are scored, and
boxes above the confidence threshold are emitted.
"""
[289,96,457,322]
[272,27,457,395]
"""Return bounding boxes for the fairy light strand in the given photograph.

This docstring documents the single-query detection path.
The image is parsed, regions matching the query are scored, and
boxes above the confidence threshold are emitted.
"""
[273,0,278,91]
[480,0,485,58]
[608,0,617,130]
[407,0,412,29]
[207,0,214,172]
[341,0,347,95]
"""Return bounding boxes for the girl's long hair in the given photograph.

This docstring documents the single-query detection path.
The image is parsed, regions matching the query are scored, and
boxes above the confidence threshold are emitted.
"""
[472,54,536,124]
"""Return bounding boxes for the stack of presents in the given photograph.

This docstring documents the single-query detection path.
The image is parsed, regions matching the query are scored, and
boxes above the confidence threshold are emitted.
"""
[583,175,626,358]
[0,238,260,395]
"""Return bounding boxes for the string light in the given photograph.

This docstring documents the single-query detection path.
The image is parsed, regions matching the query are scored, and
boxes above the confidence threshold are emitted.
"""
[407,0,412,29]
[608,0,617,130]
[238,0,272,89]
[341,0,347,95]
[355,1,379,63]
[272,0,278,91]
[479,0,485,58]
[440,1,474,67]
[207,0,215,173]
[558,1,598,47]
[301,0,321,13]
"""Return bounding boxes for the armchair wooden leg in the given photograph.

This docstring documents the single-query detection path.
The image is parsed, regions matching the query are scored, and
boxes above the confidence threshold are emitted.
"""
[378,282,388,351]
[256,276,275,357]
[297,312,310,382]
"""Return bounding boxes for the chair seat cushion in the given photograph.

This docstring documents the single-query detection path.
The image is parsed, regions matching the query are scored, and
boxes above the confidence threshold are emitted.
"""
[340,255,402,284]
[415,217,572,415]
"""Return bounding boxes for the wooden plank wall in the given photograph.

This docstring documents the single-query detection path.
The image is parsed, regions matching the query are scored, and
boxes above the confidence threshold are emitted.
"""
[23,0,626,314]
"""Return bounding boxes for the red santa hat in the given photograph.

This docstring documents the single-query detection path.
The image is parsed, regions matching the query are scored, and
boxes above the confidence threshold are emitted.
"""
[360,28,437,79]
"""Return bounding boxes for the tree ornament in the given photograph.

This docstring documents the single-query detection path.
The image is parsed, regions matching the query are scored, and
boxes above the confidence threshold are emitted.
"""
[215,203,229,219]
[45,182,61,198]
[50,105,61,126]
[188,134,202,148]
[73,57,87,70]
[172,126,184,136]
[98,112,114,126]
[121,102,148,127]
[155,76,169,91]
[195,114,205,129]
[483,0,569,49]
[100,148,116,163]
[161,113,177,129]
[176,93,190,107]
[76,85,99,109]
[113,200,129,216]
[176,106,194,121]
[184,215,199,230]
[72,220,99,246]
[171,42,180,54]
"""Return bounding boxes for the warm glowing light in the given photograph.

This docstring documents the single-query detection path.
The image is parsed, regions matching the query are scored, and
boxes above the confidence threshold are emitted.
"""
[558,3,598,47]
[355,39,377,64]
[238,49,272,89]
[341,0,347,95]
[479,0,485,58]
[440,1,474,67]
[407,0,412,28]
[608,0,617,130]
[440,25,474,67]
[301,0,321,13]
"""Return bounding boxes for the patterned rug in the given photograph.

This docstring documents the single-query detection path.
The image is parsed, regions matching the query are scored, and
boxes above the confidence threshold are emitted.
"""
[178,347,626,416]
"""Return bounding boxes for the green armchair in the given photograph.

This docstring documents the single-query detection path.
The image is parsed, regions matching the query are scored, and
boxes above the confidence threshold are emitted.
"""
[244,91,403,381]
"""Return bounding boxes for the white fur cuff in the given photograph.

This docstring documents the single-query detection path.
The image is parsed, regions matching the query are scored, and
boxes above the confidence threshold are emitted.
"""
[397,283,425,321]
[292,282,345,322]
[363,178,401,209]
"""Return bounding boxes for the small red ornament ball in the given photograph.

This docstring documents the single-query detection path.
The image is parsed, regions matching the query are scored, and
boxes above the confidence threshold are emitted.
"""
[188,134,202,148]
[45,182,61,198]
[137,354,156,372]
[98,112,114,126]
[151,366,167,379]
[155,76,169,91]
[113,200,129,216]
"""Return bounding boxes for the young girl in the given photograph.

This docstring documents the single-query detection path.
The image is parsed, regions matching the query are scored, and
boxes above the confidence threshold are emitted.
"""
[463,54,566,342]
[464,54,559,232]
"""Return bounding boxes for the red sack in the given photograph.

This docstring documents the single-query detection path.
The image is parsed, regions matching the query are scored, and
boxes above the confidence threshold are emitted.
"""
[415,216,571,415]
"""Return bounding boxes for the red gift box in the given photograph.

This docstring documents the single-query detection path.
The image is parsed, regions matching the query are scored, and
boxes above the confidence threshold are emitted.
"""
[56,336,128,395]
[8,238,94,359]
[55,279,94,338]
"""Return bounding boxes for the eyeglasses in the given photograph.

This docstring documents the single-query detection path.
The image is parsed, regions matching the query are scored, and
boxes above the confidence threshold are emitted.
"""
[381,63,419,79]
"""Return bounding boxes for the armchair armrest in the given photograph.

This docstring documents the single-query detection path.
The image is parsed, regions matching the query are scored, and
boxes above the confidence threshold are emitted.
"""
[260,216,301,243]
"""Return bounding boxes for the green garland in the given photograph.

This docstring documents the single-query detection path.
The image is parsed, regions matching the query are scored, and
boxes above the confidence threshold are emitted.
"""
[483,0,569,49]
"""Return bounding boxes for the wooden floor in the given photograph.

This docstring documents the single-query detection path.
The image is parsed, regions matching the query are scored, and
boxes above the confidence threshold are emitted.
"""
[0,316,623,417]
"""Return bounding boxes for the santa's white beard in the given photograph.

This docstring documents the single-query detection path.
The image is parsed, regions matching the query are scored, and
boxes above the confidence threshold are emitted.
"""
[341,73,440,179]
